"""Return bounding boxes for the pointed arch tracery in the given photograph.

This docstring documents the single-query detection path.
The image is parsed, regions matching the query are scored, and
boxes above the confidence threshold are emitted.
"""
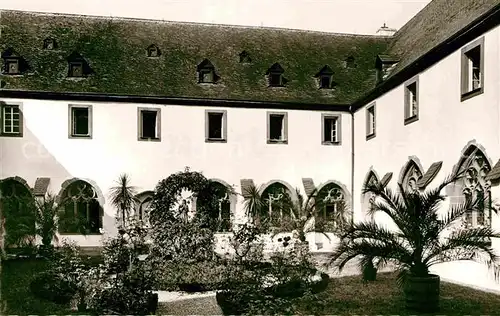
[261,182,293,226]
[400,159,424,193]
[1,177,36,247]
[135,191,154,227]
[316,182,347,226]
[207,180,235,232]
[362,171,379,216]
[58,180,103,234]
[456,145,492,227]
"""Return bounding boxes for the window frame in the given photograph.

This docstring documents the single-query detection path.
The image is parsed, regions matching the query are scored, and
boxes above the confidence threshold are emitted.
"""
[319,75,333,89]
[4,58,20,75]
[404,76,419,125]
[266,111,288,144]
[268,72,283,87]
[205,109,227,143]
[68,104,93,139]
[461,36,485,102]
[366,103,376,140]
[68,61,84,78]
[198,69,215,84]
[0,102,23,137]
[137,107,161,142]
[321,113,342,145]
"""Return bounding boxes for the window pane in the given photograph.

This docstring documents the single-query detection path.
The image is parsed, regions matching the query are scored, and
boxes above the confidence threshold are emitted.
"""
[269,115,284,140]
[467,47,481,91]
[201,71,213,83]
[71,63,83,77]
[88,200,100,233]
[142,111,157,138]
[324,118,337,142]
[7,61,19,74]
[208,113,223,139]
[72,108,89,135]
[321,76,331,88]
[269,74,281,86]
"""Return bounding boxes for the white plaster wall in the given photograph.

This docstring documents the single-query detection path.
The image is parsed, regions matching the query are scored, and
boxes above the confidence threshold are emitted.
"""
[0,99,352,246]
[353,26,500,290]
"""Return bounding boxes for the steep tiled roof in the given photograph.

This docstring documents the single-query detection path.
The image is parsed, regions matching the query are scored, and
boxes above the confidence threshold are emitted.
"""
[385,0,500,78]
[0,10,390,105]
[33,177,50,196]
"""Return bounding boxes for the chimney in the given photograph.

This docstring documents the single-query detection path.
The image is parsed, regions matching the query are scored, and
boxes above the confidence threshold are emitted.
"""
[376,23,397,36]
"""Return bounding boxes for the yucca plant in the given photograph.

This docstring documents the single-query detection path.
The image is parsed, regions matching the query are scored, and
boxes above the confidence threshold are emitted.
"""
[109,174,138,228]
[328,159,500,312]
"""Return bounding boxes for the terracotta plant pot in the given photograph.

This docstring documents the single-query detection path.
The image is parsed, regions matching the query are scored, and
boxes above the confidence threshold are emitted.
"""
[403,274,440,313]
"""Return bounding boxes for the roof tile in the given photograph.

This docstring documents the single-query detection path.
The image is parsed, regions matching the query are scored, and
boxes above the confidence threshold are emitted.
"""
[0,10,390,105]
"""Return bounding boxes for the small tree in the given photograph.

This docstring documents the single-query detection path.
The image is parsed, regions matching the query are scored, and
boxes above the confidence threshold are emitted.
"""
[109,174,138,227]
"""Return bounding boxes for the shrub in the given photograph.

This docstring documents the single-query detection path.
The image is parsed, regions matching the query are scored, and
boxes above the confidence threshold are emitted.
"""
[30,270,77,304]
[216,223,328,315]
[152,259,227,291]
[90,262,157,315]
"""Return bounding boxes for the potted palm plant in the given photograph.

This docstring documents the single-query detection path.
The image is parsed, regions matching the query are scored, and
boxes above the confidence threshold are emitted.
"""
[328,160,500,313]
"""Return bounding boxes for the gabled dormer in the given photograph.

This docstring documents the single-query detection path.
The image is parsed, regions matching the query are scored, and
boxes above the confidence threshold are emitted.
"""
[197,59,218,84]
[239,50,251,63]
[43,38,57,50]
[375,54,399,84]
[266,63,285,87]
[146,44,161,57]
[1,48,29,75]
[344,56,356,69]
[315,65,334,89]
[66,51,92,78]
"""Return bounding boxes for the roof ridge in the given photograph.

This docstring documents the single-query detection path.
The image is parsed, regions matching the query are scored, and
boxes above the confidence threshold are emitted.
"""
[0,9,389,38]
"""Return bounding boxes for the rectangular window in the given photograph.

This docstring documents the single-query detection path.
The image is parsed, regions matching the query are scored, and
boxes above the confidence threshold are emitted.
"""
[322,114,341,145]
[267,112,288,143]
[320,76,331,89]
[199,70,214,83]
[5,59,19,75]
[69,62,83,77]
[366,104,376,140]
[205,110,227,142]
[1,103,23,136]
[69,105,92,138]
[269,73,282,87]
[404,77,419,125]
[138,107,161,141]
[461,37,484,101]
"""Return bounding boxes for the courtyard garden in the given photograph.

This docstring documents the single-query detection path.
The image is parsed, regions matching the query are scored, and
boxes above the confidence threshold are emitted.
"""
[2,160,500,315]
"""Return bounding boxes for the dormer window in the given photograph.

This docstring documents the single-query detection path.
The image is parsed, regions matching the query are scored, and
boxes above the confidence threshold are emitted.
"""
[197,59,218,84]
[375,54,399,84]
[344,56,356,68]
[2,48,28,75]
[147,44,161,57]
[239,51,251,63]
[266,63,285,87]
[315,65,334,89]
[66,52,92,78]
[43,38,57,50]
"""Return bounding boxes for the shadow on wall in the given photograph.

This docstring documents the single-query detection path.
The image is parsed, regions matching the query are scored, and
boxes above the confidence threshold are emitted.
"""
[0,123,114,246]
